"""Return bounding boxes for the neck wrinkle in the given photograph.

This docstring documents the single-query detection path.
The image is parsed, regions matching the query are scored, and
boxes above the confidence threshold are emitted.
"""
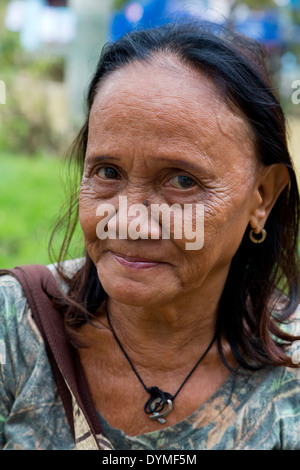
[106,298,219,374]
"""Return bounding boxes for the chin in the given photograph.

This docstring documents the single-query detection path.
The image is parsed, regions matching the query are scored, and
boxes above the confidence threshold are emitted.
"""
[97,269,176,307]
[95,254,178,306]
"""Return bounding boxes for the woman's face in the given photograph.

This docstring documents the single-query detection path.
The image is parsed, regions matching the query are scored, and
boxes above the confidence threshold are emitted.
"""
[79,57,261,307]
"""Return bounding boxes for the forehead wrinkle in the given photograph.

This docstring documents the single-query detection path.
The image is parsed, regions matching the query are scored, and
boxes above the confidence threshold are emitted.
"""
[91,81,216,148]
[89,103,213,167]
[92,55,221,121]
[94,74,246,135]
[89,103,243,175]
[89,56,256,170]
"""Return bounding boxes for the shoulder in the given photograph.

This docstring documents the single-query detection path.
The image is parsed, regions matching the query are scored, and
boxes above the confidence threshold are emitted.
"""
[0,257,85,298]
[231,359,299,449]
[0,270,47,439]
[282,303,300,336]
[286,304,300,365]
[0,258,84,375]
[0,272,36,351]
[45,257,85,290]
[260,365,299,449]
[225,304,300,449]
[0,257,84,330]
[274,302,300,364]
[0,260,82,449]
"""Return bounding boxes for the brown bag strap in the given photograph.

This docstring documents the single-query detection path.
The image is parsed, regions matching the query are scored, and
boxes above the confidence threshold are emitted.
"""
[0,264,102,448]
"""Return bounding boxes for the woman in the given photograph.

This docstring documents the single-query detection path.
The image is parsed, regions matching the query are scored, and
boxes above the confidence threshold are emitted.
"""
[0,22,299,450]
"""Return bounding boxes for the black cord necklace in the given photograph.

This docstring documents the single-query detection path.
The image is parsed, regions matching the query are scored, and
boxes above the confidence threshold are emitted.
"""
[106,307,217,424]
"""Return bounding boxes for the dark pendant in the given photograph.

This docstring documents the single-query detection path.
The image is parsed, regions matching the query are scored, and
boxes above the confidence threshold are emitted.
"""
[144,386,174,424]
[148,398,173,424]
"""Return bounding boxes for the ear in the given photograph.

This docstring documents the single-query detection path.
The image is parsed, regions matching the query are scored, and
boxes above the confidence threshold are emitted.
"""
[249,164,290,233]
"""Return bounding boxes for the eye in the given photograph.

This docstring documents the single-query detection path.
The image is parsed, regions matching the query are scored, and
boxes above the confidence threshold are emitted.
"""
[169,175,197,189]
[96,166,121,180]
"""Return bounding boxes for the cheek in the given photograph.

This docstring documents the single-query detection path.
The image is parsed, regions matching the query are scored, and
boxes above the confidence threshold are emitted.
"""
[203,188,252,252]
[78,184,100,242]
[178,198,250,289]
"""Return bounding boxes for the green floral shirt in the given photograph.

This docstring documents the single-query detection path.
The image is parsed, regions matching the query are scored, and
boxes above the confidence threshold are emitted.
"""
[0,260,299,450]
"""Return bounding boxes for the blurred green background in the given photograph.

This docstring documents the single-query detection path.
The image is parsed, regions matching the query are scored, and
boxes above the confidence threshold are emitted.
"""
[1,0,300,268]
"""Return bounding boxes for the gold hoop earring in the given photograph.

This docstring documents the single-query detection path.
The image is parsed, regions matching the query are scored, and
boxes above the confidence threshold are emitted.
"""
[249,228,267,244]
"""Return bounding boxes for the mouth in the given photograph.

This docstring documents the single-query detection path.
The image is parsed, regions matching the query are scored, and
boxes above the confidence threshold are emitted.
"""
[111,251,164,270]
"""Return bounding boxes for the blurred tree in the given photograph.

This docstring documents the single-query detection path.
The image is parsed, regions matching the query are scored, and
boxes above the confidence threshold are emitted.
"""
[229,0,274,11]
[113,0,128,9]
[0,2,24,74]
[0,1,68,155]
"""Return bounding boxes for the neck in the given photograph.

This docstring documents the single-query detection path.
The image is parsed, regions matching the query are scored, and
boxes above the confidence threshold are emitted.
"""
[105,288,221,374]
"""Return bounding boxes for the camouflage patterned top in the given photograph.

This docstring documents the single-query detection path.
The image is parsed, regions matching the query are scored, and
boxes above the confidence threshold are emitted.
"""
[0,260,299,450]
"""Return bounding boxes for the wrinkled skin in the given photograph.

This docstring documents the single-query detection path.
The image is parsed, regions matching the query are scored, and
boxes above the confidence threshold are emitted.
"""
[77,56,289,435]
[79,56,265,312]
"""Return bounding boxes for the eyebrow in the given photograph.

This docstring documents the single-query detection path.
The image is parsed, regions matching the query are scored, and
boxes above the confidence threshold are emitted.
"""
[85,155,120,165]
[85,155,212,176]
[157,157,210,175]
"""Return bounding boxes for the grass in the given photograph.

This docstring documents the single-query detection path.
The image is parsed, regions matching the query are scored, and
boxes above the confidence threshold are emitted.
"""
[0,152,82,269]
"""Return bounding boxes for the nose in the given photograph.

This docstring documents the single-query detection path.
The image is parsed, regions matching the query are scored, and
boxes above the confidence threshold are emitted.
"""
[113,196,162,241]
[119,196,161,240]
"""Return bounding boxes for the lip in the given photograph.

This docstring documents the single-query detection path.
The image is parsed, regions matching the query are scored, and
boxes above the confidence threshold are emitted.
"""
[111,251,164,270]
